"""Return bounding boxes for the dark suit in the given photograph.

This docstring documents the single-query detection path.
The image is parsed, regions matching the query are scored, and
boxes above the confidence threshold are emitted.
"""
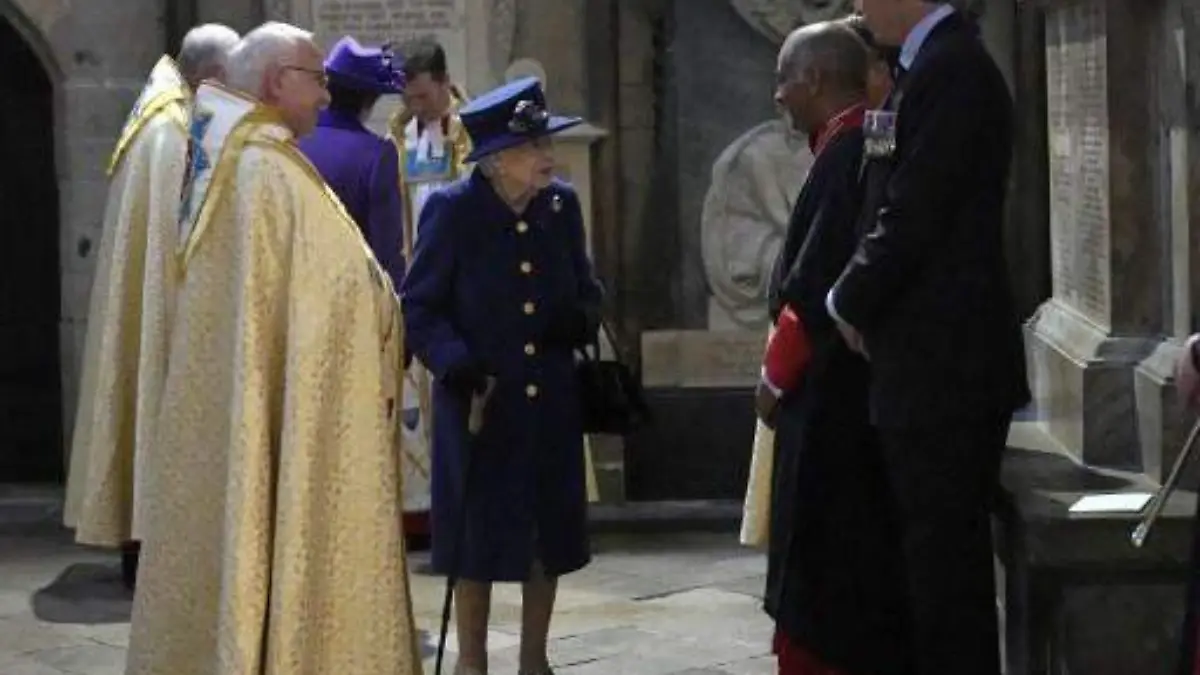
[828,13,1030,675]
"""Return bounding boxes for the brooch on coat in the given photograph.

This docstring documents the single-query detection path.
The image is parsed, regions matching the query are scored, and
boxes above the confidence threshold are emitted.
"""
[551,194,563,213]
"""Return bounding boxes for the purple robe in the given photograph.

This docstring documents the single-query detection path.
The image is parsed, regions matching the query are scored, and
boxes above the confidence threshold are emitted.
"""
[298,109,405,286]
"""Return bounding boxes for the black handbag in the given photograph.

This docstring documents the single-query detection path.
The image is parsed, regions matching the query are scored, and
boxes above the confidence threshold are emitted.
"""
[576,322,650,435]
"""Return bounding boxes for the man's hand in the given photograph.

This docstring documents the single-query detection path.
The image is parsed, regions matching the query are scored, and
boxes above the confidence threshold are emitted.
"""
[755,381,781,429]
[834,318,869,359]
[1176,334,1200,411]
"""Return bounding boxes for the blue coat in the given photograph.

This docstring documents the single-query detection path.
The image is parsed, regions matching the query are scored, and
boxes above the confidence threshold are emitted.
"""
[401,169,603,582]
[298,109,406,286]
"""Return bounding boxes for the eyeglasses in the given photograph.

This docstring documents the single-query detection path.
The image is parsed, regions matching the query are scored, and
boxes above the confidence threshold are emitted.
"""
[282,65,329,87]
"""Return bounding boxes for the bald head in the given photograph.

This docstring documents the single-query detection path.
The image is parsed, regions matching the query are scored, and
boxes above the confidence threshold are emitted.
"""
[177,24,240,89]
[778,21,869,99]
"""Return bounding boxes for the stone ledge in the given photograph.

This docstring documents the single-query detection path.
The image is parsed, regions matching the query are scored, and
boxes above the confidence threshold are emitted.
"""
[587,499,742,534]
[998,423,1192,675]
[1,484,743,538]
[0,483,64,536]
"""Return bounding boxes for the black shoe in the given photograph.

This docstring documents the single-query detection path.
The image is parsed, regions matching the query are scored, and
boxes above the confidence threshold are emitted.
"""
[406,532,432,552]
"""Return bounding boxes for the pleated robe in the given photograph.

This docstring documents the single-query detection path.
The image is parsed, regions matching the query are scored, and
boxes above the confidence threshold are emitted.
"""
[124,86,419,675]
[62,55,189,546]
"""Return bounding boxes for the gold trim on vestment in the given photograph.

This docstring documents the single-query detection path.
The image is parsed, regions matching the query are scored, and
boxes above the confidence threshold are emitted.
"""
[175,108,276,275]
[107,57,190,176]
[176,101,399,307]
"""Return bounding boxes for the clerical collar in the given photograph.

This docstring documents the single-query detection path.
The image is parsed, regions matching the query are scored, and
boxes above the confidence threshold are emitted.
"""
[898,3,955,70]
[416,115,451,135]
[809,103,866,157]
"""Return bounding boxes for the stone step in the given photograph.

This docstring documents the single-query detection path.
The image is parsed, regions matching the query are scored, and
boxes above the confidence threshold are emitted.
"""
[0,483,743,536]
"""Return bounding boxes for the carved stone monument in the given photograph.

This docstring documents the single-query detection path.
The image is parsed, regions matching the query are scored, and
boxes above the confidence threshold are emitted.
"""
[639,0,832,395]
[1001,2,1193,673]
[701,119,812,331]
[267,0,520,128]
[1024,0,1161,469]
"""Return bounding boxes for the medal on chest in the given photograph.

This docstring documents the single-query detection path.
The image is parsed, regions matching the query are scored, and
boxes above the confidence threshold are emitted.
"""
[863,109,898,160]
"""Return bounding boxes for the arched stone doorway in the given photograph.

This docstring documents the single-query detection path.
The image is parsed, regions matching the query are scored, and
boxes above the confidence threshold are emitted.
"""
[0,14,63,482]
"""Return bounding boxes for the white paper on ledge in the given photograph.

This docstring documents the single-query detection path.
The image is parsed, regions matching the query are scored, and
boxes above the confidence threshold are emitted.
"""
[1068,492,1154,514]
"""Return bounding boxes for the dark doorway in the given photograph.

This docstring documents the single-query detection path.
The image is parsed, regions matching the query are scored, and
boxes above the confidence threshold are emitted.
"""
[0,16,64,482]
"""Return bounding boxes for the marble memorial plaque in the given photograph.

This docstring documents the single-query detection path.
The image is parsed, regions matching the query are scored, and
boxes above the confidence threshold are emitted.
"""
[269,0,469,133]
[1045,3,1112,330]
[317,0,467,133]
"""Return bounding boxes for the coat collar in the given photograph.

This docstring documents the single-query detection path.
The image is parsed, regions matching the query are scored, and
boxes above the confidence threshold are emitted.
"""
[469,168,557,224]
[316,108,370,134]
[898,3,956,70]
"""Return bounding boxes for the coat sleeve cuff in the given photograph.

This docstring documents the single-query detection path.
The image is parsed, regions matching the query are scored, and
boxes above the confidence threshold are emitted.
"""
[825,288,852,328]
[424,339,472,381]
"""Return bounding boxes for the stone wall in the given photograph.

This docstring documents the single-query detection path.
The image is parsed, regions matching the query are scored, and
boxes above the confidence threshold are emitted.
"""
[0,0,167,466]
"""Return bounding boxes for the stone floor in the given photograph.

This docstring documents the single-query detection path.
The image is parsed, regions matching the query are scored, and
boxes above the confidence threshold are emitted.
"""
[0,528,775,675]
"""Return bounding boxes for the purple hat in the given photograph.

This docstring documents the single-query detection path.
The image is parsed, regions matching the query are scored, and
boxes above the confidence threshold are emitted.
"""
[324,36,405,95]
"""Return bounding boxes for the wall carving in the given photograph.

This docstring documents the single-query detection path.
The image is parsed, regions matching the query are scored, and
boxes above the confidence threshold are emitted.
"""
[728,0,854,43]
[701,119,813,330]
[487,0,517,84]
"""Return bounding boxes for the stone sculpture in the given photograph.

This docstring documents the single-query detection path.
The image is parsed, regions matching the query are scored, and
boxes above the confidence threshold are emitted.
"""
[701,119,813,330]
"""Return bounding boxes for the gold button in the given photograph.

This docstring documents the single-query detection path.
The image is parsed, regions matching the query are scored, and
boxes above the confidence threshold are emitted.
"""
[523,301,536,315]
[524,342,536,356]
[520,261,533,274]
[526,384,539,398]
[516,221,529,234]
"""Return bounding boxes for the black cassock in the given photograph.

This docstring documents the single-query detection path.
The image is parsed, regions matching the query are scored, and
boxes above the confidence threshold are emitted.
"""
[763,125,914,675]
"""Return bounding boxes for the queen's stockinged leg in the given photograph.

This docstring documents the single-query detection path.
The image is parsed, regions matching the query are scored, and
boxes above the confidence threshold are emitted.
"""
[519,558,558,675]
[455,579,492,674]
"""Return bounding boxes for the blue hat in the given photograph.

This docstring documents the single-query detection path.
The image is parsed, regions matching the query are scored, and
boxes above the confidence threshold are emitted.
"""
[324,37,405,95]
[460,77,582,162]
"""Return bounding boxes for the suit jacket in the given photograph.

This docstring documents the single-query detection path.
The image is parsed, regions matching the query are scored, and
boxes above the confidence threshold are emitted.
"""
[298,109,406,288]
[829,13,1030,429]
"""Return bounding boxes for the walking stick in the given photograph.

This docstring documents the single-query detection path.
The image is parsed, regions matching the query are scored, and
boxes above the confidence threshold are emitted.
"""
[1131,417,1200,548]
[435,377,496,675]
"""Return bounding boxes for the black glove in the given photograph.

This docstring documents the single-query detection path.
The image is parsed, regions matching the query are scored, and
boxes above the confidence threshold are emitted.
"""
[442,361,489,398]
[542,306,598,350]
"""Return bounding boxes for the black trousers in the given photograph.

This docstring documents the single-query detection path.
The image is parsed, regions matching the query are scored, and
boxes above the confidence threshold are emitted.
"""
[880,416,1008,675]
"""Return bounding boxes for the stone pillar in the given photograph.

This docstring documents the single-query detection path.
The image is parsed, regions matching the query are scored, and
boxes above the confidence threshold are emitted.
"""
[195,0,263,33]
[978,0,1016,91]
[8,0,168,464]
[505,0,587,116]
[1133,0,1197,485]
[1025,0,1163,470]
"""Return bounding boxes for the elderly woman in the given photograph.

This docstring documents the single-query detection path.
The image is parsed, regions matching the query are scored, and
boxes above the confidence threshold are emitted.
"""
[401,77,602,675]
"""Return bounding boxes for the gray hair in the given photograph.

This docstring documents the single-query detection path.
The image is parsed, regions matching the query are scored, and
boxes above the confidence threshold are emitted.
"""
[476,154,499,177]
[224,22,315,98]
[779,21,868,96]
[177,24,240,87]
